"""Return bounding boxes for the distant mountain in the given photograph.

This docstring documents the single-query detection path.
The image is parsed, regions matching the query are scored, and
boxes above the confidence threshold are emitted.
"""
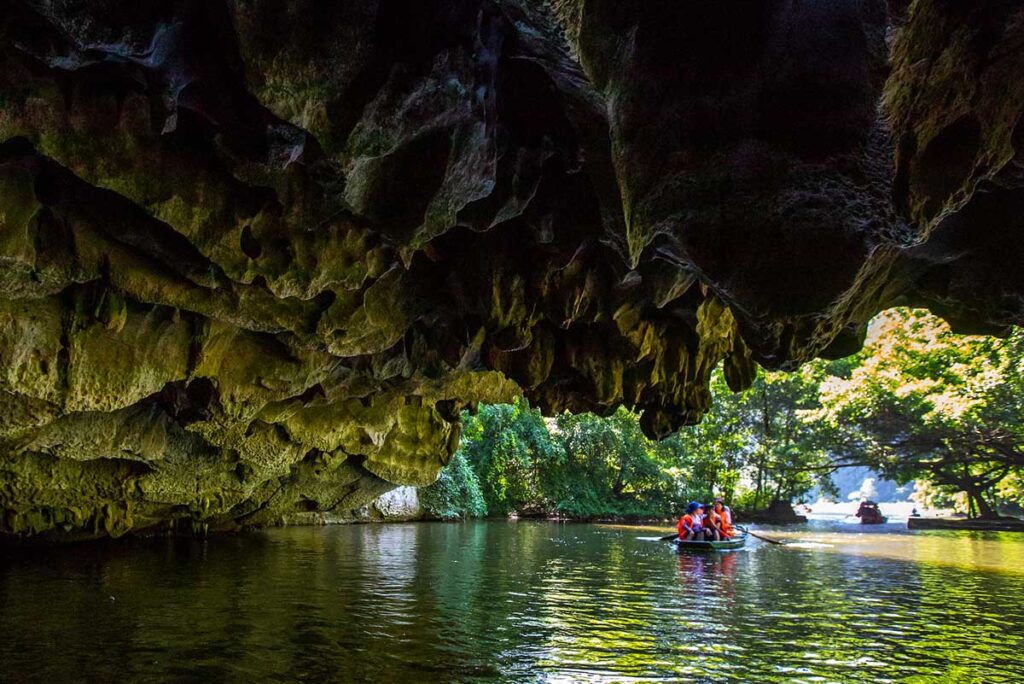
[813,466,912,503]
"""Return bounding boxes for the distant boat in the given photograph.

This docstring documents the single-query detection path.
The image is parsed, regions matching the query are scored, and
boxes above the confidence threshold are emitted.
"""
[855,501,887,524]
[672,533,747,551]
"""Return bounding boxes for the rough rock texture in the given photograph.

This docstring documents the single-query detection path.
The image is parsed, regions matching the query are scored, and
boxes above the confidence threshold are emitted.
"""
[0,0,1021,539]
[368,486,423,523]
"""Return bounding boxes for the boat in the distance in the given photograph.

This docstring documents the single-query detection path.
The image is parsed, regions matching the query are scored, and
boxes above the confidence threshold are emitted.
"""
[672,533,747,552]
[855,500,888,524]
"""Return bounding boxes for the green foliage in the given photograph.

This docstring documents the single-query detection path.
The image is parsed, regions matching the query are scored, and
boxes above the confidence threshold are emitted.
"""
[546,407,674,516]
[657,435,728,506]
[996,471,1024,515]
[457,397,562,516]
[444,400,741,519]
[731,487,763,513]
[667,365,834,511]
[910,478,958,512]
[818,309,1024,518]
[419,451,486,520]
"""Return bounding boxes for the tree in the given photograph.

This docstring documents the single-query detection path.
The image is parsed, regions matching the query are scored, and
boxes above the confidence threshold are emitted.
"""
[668,365,835,510]
[735,368,835,508]
[818,308,1024,518]
[548,407,673,516]
[419,451,487,519]
[660,370,747,503]
[458,397,562,516]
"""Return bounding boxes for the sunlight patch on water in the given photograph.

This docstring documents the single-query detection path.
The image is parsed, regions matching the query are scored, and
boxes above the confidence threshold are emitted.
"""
[773,529,1024,575]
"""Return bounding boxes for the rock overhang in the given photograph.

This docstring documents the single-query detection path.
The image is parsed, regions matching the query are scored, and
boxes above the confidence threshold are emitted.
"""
[0,0,1021,539]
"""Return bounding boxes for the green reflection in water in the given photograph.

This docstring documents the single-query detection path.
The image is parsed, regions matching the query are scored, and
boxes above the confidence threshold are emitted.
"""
[2,522,1023,682]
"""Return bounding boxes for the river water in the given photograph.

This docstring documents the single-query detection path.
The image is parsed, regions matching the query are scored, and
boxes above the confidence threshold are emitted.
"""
[2,519,1023,682]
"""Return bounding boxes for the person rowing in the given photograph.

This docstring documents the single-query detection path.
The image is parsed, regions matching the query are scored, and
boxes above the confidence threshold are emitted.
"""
[714,497,732,525]
[710,499,734,539]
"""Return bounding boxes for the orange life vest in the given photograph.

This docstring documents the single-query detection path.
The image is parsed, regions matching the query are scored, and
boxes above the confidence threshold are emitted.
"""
[678,514,700,536]
[712,507,733,537]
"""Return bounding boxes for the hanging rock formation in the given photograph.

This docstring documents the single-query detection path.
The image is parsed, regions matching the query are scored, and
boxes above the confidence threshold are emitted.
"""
[0,0,1021,539]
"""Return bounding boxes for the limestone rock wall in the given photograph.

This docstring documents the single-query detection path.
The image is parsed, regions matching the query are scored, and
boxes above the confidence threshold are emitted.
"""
[0,0,1021,539]
[369,486,423,523]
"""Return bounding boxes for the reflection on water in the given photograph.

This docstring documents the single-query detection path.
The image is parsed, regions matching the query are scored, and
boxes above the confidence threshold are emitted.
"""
[2,521,1023,682]
[761,516,1024,575]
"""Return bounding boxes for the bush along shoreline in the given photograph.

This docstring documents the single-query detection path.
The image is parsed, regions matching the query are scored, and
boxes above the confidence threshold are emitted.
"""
[417,398,819,523]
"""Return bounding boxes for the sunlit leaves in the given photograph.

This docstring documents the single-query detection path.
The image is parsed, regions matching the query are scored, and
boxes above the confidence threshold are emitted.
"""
[818,308,1024,517]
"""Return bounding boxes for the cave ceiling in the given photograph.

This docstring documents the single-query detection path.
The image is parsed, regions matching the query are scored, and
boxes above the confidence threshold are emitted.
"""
[0,0,1021,538]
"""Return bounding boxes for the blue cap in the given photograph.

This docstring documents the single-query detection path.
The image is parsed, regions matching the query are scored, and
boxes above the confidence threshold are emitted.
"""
[686,502,703,513]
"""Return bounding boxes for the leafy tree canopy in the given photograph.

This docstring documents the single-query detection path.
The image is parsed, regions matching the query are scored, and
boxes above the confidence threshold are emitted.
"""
[817,309,1024,518]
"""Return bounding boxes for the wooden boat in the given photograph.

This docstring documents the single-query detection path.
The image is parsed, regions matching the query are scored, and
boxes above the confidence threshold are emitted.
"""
[671,533,747,552]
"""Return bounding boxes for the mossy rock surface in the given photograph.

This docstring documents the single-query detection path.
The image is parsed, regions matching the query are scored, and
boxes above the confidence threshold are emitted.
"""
[1,0,1022,539]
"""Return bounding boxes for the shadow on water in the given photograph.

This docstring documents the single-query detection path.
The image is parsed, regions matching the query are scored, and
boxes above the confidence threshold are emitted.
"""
[2,521,1024,682]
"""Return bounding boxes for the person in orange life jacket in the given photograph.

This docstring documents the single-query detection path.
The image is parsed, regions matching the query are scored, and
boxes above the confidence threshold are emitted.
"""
[711,499,733,539]
[714,497,733,525]
[678,502,707,540]
[703,503,724,541]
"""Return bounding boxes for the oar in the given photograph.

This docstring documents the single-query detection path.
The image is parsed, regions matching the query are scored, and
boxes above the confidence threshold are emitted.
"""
[735,524,785,545]
[658,532,679,541]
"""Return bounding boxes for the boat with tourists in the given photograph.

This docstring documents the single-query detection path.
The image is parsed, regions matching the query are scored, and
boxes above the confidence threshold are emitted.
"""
[855,500,887,524]
[671,533,748,552]
[668,500,749,551]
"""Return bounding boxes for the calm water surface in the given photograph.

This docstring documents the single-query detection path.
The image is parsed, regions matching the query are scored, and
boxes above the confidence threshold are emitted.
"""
[2,520,1023,682]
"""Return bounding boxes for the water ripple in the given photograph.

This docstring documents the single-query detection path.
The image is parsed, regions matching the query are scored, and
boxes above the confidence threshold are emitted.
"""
[1,522,1023,682]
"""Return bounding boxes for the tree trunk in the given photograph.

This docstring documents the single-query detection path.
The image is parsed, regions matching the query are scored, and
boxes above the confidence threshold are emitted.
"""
[972,490,997,519]
[612,469,624,498]
[754,457,765,510]
[962,481,997,519]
